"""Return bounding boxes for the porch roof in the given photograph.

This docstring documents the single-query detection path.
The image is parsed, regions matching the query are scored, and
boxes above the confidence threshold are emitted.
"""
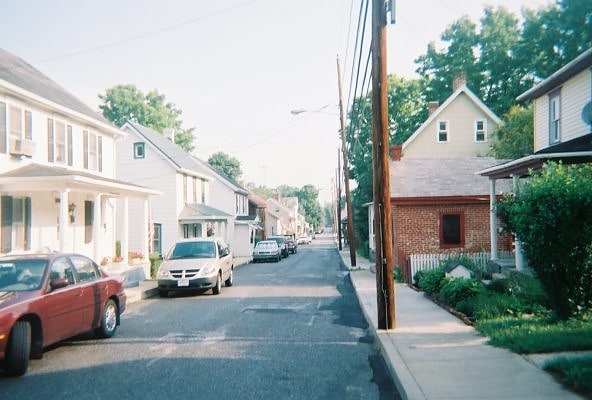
[178,203,231,223]
[0,163,160,197]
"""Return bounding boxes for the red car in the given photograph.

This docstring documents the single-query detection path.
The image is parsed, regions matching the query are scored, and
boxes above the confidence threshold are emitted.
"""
[0,252,126,376]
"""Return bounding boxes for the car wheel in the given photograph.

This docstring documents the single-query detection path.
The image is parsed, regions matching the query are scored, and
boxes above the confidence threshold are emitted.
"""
[212,272,222,295]
[5,321,31,376]
[159,289,168,298]
[276,254,280,262]
[225,268,234,287]
[95,299,118,339]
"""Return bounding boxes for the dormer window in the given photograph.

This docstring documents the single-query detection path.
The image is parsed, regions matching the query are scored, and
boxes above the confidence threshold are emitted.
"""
[437,120,449,143]
[549,90,561,144]
[133,142,145,159]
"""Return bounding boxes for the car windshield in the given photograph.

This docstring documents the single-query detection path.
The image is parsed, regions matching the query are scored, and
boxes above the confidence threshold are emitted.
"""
[169,241,216,260]
[0,259,47,291]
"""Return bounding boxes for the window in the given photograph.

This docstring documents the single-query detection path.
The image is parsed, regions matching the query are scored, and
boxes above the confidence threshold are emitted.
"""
[437,120,449,142]
[133,142,145,159]
[183,175,188,203]
[475,120,486,142]
[83,130,102,171]
[440,212,464,248]
[549,91,561,144]
[55,121,67,163]
[47,119,71,165]
[152,223,162,255]
[70,255,99,282]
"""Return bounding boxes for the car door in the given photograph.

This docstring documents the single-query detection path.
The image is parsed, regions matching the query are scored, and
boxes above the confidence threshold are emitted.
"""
[42,257,84,345]
[69,254,103,332]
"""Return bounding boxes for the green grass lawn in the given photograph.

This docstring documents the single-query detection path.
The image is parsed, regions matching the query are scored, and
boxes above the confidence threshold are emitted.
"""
[476,315,592,395]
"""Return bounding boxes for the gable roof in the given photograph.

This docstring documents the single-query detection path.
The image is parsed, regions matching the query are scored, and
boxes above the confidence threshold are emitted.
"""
[192,156,248,195]
[517,47,592,101]
[121,121,210,179]
[390,157,511,199]
[402,85,501,151]
[0,47,113,129]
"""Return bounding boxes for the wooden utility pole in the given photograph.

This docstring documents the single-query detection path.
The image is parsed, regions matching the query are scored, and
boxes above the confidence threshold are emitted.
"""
[372,0,395,329]
[337,56,356,267]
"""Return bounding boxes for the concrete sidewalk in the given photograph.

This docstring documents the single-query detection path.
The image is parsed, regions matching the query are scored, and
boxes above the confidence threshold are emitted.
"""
[341,249,583,399]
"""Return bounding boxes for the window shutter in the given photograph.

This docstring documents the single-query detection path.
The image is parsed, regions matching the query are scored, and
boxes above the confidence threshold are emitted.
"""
[83,130,89,169]
[98,135,103,172]
[0,102,6,154]
[84,200,93,243]
[67,125,73,166]
[1,196,13,253]
[25,111,32,140]
[24,197,31,250]
[47,118,54,162]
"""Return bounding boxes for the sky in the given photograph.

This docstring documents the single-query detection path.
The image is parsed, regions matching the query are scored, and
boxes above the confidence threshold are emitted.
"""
[0,0,553,204]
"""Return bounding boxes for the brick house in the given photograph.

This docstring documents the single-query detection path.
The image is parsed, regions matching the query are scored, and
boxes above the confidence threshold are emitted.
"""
[389,156,513,282]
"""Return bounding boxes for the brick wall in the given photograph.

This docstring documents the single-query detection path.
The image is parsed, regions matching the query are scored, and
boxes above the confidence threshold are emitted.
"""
[392,202,512,266]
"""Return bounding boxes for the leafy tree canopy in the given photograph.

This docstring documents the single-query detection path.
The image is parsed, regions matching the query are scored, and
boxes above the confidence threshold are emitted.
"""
[208,151,242,181]
[489,105,534,159]
[99,83,196,152]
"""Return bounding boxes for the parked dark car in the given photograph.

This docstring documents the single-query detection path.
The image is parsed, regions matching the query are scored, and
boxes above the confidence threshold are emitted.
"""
[283,235,297,254]
[267,236,289,258]
[0,252,126,376]
[252,240,281,263]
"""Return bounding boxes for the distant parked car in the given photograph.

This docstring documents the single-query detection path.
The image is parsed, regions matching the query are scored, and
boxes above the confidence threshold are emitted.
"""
[0,251,126,376]
[297,234,311,245]
[156,237,234,297]
[252,240,281,263]
[267,236,289,258]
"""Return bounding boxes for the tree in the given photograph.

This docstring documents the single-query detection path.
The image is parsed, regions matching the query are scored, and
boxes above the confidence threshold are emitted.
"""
[346,75,427,255]
[497,162,592,320]
[279,185,322,229]
[99,84,196,152]
[489,105,534,159]
[208,151,242,180]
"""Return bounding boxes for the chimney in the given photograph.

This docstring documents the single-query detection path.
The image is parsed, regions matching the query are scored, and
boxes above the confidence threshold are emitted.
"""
[163,128,175,142]
[452,71,467,92]
[428,101,439,116]
[390,145,403,161]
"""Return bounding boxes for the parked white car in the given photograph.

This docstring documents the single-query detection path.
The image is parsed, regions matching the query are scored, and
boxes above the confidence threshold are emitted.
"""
[297,234,311,245]
[156,237,233,297]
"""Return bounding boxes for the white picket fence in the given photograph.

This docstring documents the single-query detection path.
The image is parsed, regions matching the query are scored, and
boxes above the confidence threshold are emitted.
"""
[409,251,511,281]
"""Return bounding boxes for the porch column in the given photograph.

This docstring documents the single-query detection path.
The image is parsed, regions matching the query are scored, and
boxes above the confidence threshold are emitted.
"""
[93,193,102,261]
[122,196,129,264]
[58,190,69,252]
[489,178,498,260]
[512,175,526,271]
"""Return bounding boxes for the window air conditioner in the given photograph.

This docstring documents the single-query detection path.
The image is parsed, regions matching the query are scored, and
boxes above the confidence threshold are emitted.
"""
[9,138,36,157]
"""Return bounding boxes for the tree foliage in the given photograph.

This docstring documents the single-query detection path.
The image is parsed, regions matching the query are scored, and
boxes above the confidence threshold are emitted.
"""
[489,105,534,159]
[207,151,242,181]
[497,162,592,320]
[279,185,322,229]
[99,84,196,152]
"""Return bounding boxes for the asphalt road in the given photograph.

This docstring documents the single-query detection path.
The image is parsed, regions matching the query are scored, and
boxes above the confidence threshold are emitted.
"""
[0,234,399,400]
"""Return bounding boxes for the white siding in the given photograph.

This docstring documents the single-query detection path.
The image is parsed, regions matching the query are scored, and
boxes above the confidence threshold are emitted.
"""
[404,93,496,158]
[533,68,591,152]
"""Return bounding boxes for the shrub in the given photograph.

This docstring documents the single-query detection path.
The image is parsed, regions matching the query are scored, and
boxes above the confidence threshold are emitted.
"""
[417,268,445,295]
[438,277,483,308]
[497,162,592,319]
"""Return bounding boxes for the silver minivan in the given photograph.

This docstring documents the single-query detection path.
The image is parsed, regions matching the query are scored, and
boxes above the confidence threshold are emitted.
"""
[156,237,233,297]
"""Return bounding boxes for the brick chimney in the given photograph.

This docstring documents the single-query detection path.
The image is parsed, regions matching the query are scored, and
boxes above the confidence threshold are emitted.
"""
[390,145,403,161]
[428,101,439,116]
[452,71,467,92]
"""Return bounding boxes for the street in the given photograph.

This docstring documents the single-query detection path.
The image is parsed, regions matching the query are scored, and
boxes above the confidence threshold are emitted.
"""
[0,234,399,400]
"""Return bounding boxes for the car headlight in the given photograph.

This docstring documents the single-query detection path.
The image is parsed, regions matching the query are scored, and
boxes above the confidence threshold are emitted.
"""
[157,269,170,279]
[201,263,218,275]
